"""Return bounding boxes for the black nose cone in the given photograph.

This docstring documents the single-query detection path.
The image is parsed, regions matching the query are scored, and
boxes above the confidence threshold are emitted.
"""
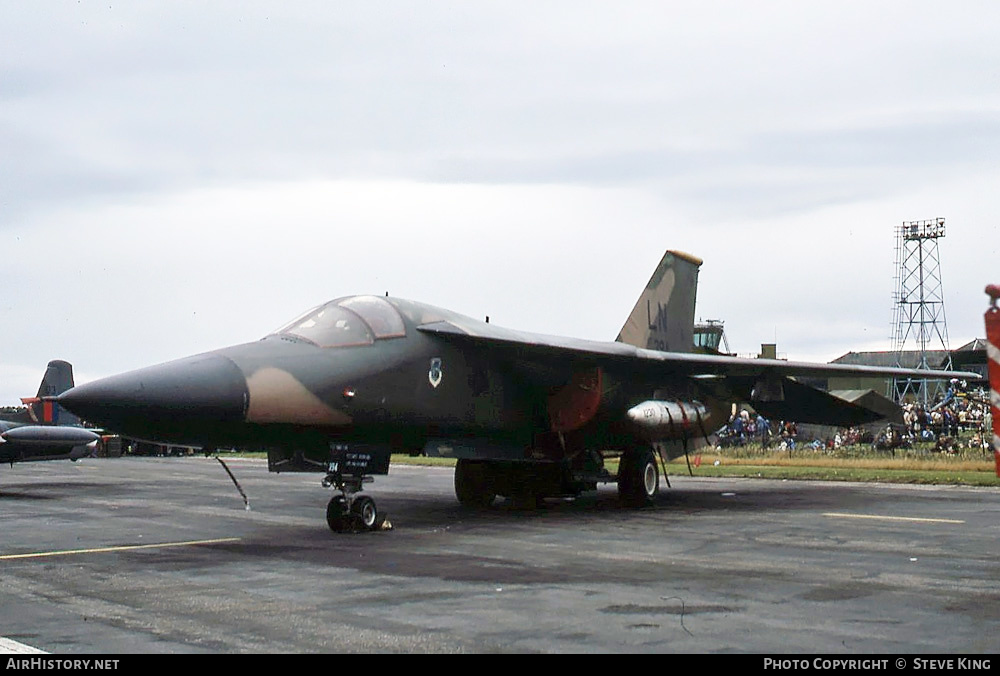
[58,353,249,441]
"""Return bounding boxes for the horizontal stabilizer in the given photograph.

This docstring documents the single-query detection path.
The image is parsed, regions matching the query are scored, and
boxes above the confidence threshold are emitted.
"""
[737,377,891,426]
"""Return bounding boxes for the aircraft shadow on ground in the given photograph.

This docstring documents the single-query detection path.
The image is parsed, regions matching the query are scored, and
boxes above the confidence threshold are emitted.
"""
[25,479,893,584]
[377,481,889,526]
[0,481,115,501]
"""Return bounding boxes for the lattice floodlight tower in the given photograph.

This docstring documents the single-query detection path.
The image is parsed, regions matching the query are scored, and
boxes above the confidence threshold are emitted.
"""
[889,218,953,405]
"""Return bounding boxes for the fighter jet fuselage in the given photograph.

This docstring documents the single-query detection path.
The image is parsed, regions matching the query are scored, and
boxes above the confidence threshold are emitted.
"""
[57,296,724,468]
[57,251,978,531]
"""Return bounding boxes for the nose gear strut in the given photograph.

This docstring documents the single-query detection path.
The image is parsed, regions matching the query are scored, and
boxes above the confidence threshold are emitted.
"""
[322,468,386,532]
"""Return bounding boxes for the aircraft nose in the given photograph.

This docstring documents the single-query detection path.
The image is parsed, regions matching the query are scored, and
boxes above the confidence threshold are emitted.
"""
[58,353,249,437]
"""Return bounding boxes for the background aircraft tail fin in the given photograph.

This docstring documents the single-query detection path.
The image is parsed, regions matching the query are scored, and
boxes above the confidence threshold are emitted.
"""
[35,360,75,398]
[22,360,80,425]
[616,250,702,353]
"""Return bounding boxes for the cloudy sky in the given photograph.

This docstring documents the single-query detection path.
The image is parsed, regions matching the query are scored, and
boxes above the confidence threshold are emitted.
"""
[1,1,998,402]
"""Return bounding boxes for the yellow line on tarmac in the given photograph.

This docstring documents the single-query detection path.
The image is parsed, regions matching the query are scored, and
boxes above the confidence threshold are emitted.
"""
[0,537,241,561]
[823,512,964,524]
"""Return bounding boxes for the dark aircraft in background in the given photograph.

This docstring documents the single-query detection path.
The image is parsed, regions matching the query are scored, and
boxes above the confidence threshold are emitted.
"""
[1,360,100,466]
[57,251,977,531]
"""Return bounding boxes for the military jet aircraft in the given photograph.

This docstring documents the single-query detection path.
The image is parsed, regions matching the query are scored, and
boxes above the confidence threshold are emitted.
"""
[57,251,977,531]
[2,360,100,466]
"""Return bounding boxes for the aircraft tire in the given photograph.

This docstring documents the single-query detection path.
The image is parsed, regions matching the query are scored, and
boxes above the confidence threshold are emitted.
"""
[454,459,496,508]
[350,495,384,531]
[326,495,350,532]
[618,447,659,508]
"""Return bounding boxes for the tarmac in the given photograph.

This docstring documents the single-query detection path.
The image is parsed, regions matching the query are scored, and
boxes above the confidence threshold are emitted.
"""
[0,456,997,653]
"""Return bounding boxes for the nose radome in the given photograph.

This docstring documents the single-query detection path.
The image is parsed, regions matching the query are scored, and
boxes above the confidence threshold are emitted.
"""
[58,353,249,434]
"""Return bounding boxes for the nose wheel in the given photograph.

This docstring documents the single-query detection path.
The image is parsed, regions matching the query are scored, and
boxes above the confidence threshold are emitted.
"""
[323,472,386,533]
[351,495,381,530]
[326,495,350,532]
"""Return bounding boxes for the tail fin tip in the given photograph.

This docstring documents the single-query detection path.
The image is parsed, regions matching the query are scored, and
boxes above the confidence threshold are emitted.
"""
[617,250,702,353]
[36,360,75,398]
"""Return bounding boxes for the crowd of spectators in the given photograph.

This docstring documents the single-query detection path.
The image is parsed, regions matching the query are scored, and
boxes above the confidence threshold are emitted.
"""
[715,408,797,450]
[894,383,993,452]
[715,381,993,454]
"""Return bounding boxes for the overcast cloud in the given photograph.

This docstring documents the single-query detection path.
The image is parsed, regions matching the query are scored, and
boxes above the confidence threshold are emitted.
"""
[1,1,997,402]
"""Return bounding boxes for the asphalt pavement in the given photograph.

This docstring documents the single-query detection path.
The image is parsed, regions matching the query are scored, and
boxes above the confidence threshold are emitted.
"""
[1,457,997,653]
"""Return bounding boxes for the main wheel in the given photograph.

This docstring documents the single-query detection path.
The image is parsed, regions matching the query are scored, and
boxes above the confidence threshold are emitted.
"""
[326,495,349,532]
[618,447,659,508]
[454,459,497,508]
[350,495,384,531]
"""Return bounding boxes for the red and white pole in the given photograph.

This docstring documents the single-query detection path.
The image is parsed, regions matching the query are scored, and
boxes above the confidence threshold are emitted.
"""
[985,285,1000,477]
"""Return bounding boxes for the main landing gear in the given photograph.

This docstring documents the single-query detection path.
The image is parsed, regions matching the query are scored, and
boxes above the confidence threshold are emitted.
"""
[454,459,498,508]
[617,447,660,508]
[454,452,662,510]
[323,471,385,533]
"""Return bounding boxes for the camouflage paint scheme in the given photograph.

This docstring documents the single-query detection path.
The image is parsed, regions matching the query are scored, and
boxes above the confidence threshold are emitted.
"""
[58,251,977,520]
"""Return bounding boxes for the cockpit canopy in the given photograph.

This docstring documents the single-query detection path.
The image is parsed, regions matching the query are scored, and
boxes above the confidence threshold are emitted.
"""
[271,295,406,348]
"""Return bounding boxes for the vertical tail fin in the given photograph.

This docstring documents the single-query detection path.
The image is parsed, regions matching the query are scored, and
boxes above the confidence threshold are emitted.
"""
[36,360,75,398]
[23,360,80,425]
[616,250,702,353]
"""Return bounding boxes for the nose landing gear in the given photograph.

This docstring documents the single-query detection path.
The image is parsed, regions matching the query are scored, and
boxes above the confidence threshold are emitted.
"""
[323,471,386,533]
